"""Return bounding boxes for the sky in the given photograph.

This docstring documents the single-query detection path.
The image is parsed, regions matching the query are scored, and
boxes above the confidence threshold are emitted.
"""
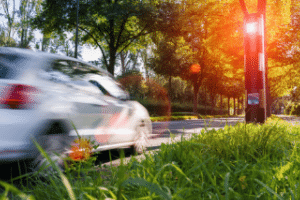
[81,45,102,62]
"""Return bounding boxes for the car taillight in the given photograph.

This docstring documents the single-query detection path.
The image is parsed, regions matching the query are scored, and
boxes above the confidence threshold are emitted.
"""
[0,84,41,109]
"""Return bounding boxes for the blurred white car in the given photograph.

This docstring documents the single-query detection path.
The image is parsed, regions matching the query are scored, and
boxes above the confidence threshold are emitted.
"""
[0,47,152,170]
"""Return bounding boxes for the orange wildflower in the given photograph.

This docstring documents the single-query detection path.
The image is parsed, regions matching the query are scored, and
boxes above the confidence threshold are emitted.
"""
[69,138,93,161]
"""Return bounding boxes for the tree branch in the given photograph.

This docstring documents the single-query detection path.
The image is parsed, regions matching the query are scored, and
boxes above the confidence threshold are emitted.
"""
[116,25,153,56]
[115,14,130,48]
[77,25,109,67]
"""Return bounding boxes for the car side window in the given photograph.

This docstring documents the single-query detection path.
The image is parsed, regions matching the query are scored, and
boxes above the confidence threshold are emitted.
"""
[43,60,105,96]
[68,61,102,80]
[45,60,102,81]
[89,80,109,95]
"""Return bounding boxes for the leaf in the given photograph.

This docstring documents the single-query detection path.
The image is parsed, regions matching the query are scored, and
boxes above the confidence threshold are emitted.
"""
[33,139,76,200]
[84,193,98,200]
[121,177,172,200]
[254,179,284,200]
[224,172,230,200]
[98,187,117,199]
[0,181,35,200]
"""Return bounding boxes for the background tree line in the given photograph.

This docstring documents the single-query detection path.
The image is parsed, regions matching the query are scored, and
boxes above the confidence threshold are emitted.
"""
[0,0,299,116]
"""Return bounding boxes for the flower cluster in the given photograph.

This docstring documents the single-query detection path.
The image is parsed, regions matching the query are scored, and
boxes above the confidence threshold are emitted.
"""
[69,138,93,161]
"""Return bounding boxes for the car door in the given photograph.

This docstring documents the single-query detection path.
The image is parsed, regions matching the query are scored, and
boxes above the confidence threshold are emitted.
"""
[86,74,134,145]
[48,60,109,141]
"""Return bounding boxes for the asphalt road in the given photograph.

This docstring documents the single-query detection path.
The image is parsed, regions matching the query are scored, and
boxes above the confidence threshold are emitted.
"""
[152,116,245,135]
[100,116,245,167]
[276,115,300,125]
[147,116,244,149]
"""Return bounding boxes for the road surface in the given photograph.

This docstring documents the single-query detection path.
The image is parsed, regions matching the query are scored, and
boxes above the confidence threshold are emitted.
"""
[147,116,244,149]
[100,116,244,166]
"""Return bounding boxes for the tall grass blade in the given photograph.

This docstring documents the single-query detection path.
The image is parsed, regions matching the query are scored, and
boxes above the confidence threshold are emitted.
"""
[153,163,193,186]
[121,177,172,200]
[201,160,223,199]
[33,139,76,200]
[289,188,295,200]
[98,187,117,199]
[224,172,230,200]
[69,119,81,139]
[84,193,97,200]
[0,181,35,200]
[254,179,284,200]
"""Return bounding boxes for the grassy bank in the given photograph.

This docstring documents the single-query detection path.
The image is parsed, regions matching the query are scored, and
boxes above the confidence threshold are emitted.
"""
[150,113,239,122]
[3,118,300,199]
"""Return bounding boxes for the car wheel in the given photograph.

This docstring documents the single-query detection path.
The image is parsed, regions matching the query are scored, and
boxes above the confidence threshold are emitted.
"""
[32,134,70,173]
[132,121,150,154]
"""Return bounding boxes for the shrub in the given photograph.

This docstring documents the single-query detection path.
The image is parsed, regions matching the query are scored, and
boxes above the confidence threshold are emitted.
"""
[285,102,300,115]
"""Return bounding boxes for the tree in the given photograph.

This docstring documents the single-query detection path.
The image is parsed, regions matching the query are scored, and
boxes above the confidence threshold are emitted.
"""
[170,0,236,113]
[0,0,17,47]
[33,0,156,76]
[118,50,141,76]
[17,0,42,48]
[140,46,154,80]
[150,37,189,100]
[149,1,194,101]
[267,0,300,100]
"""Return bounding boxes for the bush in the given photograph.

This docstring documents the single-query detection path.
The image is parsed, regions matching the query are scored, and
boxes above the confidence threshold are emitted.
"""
[138,99,171,117]
[285,102,300,115]
[138,99,227,116]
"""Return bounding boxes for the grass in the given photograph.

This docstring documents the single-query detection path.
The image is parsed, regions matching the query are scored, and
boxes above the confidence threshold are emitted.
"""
[150,113,239,122]
[3,117,300,199]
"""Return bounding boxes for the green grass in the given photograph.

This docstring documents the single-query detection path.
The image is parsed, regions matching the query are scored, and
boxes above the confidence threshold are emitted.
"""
[3,117,300,199]
[150,115,199,122]
[150,114,239,122]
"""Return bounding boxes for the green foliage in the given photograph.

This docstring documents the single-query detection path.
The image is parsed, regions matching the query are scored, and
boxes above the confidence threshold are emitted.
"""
[118,73,148,100]
[17,0,41,48]
[285,102,300,116]
[33,0,155,75]
[138,99,171,117]
[0,0,42,48]
[148,0,247,114]
[267,1,300,99]
[138,98,227,117]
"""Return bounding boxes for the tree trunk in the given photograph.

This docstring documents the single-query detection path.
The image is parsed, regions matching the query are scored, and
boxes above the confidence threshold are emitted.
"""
[228,96,230,116]
[242,97,244,114]
[193,83,200,114]
[239,97,241,115]
[108,17,116,76]
[120,51,126,75]
[204,86,207,113]
[108,50,117,76]
[234,97,236,115]
[169,75,172,101]
[220,94,223,109]
[210,93,215,115]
